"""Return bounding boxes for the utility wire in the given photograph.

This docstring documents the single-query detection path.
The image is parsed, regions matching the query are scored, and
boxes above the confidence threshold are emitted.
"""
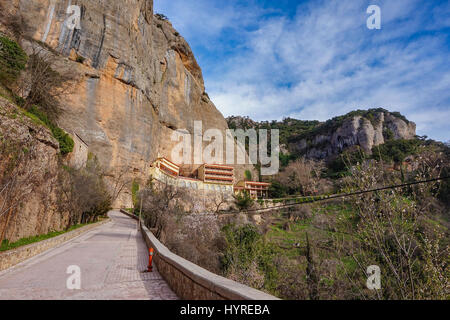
[237,175,450,214]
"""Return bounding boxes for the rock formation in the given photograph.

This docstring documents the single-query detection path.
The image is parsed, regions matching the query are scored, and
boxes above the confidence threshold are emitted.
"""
[0,97,69,242]
[1,0,254,207]
[227,109,416,161]
[290,111,416,160]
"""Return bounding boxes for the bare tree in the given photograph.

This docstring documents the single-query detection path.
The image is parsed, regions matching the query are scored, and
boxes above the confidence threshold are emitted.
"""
[0,6,30,38]
[213,192,229,214]
[18,44,74,121]
[139,179,187,239]
[277,158,326,195]
[57,156,112,227]
[340,158,449,300]
[105,165,133,204]
[0,134,41,243]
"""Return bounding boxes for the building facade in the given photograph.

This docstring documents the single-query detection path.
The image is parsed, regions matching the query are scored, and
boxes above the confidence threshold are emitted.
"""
[150,158,234,194]
[234,181,270,199]
[198,164,235,185]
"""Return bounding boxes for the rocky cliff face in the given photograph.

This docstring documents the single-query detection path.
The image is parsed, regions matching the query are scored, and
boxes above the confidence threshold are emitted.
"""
[290,111,416,160]
[1,0,252,207]
[227,109,416,161]
[0,97,69,242]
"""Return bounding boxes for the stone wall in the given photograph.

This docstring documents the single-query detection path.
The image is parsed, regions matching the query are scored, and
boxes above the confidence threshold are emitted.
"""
[0,218,110,272]
[119,209,279,300]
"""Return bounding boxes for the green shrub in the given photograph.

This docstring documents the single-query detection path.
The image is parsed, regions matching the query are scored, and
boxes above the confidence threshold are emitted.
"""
[383,128,394,141]
[327,147,366,176]
[155,13,168,20]
[269,180,287,198]
[372,139,421,163]
[244,170,252,181]
[221,224,279,290]
[233,190,254,210]
[52,126,74,155]
[131,180,140,207]
[75,55,85,63]
[0,36,28,87]
[28,105,74,155]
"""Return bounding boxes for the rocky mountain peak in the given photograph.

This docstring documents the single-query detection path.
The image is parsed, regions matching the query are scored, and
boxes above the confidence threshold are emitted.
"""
[227,108,417,160]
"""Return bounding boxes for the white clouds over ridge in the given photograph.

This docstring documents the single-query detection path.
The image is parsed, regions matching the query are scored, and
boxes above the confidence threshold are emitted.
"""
[155,0,450,141]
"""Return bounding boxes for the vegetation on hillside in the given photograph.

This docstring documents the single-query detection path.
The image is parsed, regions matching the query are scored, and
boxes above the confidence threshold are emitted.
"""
[142,135,449,299]
[0,35,27,86]
[0,36,114,246]
[0,36,74,155]
[58,155,113,227]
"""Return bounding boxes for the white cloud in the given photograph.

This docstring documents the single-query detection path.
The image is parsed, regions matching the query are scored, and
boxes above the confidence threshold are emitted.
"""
[155,0,450,141]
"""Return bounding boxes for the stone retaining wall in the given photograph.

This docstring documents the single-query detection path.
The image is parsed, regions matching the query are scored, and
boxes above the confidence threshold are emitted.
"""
[119,209,279,300]
[0,219,110,271]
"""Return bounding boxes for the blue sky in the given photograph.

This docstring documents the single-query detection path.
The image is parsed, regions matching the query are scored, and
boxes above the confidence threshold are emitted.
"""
[154,0,450,142]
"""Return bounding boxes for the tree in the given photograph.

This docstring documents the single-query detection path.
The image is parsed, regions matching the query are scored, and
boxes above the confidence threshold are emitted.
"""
[0,135,40,243]
[58,156,112,227]
[268,180,287,198]
[340,159,449,300]
[106,165,132,205]
[276,158,325,195]
[0,35,27,87]
[213,192,229,214]
[244,170,252,181]
[221,223,278,290]
[138,178,188,239]
[18,44,75,121]
[233,190,254,211]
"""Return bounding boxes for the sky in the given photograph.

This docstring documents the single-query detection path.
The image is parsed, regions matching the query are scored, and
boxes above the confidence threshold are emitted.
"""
[154,0,450,142]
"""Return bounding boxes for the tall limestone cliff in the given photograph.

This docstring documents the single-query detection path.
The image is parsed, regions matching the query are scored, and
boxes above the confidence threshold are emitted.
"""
[1,0,253,207]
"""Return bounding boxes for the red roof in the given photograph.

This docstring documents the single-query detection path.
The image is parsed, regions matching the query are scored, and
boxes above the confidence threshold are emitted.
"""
[204,164,234,170]
[158,157,179,168]
[245,181,270,186]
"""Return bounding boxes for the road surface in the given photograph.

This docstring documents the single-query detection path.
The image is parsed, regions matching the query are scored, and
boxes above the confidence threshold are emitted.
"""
[0,210,178,300]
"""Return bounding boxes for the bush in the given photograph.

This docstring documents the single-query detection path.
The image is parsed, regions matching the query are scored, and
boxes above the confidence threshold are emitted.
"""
[372,139,421,163]
[0,36,28,87]
[233,190,254,210]
[269,180,287,198]
[131,180,140,207]
[28,106,74,155]
[155,13,168,20]
[279,152,294,167]
[328,147,366,176]
[221,224,279,290]
[75,55,85,63]
[244,170,252,181]
[438,166,450,205]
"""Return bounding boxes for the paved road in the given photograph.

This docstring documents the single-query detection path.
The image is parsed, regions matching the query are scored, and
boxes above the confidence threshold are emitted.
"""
[0,211,178,300]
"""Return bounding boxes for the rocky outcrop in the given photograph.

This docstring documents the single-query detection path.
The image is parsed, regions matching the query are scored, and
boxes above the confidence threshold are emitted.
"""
[0,97,69,242]
[290,111,416,160]
[1,0,254,207]
[227,110,416,161]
